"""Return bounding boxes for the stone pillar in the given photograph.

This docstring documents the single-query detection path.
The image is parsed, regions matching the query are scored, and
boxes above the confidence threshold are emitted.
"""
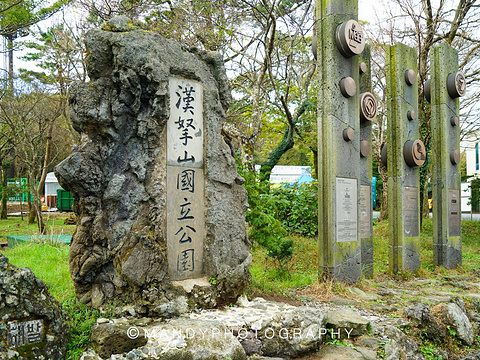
[316,0,365,283]
[386,43,425,274]
[430,43,464,268]
[359,45,376,278]
[54,17,251,316]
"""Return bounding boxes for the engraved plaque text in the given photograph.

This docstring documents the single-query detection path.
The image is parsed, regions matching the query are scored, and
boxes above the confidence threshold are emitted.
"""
[449,189,461,237]
[7,320,44,349]
[336,177,358,243]
[360,185,371,238]
[403,187,419,237]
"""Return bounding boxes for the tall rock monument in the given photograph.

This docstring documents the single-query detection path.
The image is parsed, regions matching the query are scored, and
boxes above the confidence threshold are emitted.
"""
[55,17,251,316]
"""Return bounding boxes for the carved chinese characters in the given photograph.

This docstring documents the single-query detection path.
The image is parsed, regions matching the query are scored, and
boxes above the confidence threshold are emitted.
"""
[167,77,205,281]
[335,20,365,58]
[7,320,44,349]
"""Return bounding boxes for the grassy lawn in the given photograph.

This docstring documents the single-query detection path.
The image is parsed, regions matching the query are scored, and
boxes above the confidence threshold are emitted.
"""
[248,218,480,298]
[0,215,76,242]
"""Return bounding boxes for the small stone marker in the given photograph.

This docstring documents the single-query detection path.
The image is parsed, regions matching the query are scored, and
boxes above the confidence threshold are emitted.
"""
[316,0,366,283]
[386,43,424,274]
[7,320,44,349]
[430,43,463,268]
[0,254,69,359]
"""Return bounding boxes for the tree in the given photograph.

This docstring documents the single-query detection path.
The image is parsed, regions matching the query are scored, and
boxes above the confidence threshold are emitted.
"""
[223,0,316,175]
[0,86,66,231]
[0,0,69,88]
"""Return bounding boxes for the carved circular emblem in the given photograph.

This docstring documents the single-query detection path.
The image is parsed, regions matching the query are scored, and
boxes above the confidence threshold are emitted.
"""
[360,92,377,122]
[447,71,466,98]
[450,149,461,165]
[404,139,426,167]
[335,20,365,58]
[340,77,357,98]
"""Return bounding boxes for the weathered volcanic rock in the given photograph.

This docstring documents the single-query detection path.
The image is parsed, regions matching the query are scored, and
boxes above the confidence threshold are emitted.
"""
[0,254,69,359]
[55,16,251,317]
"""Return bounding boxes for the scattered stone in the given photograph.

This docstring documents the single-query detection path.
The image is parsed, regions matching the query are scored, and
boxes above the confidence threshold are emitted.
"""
[90,322,148,358]
[376,288,401,297]
[383,326,425,360]
[330,297,361,306]
[436,302,474,345]
[355,336,382,349]
[314,344,372,360]
[376,317,410,329]
[0,253,69,360]
[460,350,480,360]
[435,349,449,360]
[350,288,380,302]
[326,308,370,338]
[89,317,246,360]
[447,281,472,290]
[403,303,446,341]
[369,304,398,313]
[422,295,453,304]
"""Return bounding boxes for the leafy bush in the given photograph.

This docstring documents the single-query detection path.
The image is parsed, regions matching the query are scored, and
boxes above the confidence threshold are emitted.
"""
[238,162,294,268]
[266,182,318,237]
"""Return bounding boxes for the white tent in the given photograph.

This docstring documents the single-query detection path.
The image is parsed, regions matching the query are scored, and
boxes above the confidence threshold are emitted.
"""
[45,172,62,209]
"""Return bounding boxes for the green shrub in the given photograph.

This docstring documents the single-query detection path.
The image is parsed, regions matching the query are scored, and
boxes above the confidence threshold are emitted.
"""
[238,162,294,268]
[267,182,318,237]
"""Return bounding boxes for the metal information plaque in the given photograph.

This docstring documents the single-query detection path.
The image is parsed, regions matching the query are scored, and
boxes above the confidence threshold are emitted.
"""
[403,187,419,237]
[449,189,461,236]
[336,177,358,243]
[359,185,371,238]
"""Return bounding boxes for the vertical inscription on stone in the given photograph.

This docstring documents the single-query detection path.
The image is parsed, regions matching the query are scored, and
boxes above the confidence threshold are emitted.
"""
[336,178,358,243]
[7,320,44,349]
[167,77,204,281]
[449,190,461,237]
[360,185,371,238]
[403,187,419,237]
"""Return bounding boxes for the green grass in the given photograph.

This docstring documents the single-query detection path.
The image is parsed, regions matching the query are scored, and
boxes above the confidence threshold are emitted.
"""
[0,216,76,242]
[248,234,318,296]
[2,242,74,302]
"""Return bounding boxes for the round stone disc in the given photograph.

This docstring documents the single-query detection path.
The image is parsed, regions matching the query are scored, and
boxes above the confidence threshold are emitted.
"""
[404,139,426,167]
[340,77,357,98]
[447,71,466,98]
[335,20,365,58]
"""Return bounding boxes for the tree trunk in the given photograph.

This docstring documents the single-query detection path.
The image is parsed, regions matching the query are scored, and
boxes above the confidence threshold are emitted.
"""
[32,122,53,233]
[28,192,35,224]
[0,167,7,220]
[7,34,14,91]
